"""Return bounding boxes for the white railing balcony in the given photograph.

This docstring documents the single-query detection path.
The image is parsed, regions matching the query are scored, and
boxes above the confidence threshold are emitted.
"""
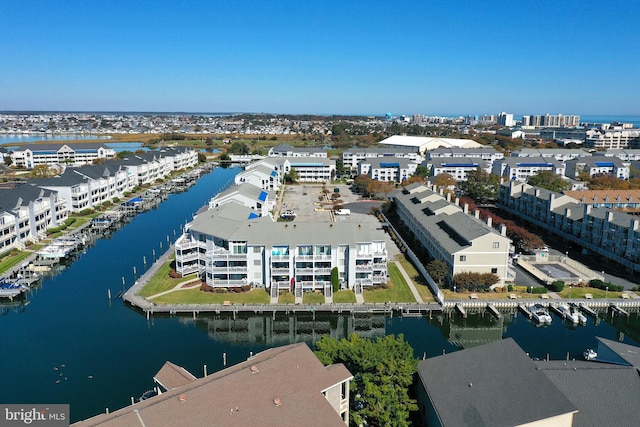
[295,268,314,274]
[271,254,290,261]
[272,268,291,274]
[313,254,332,261]
[373,262,387,269]
[356,252,373,259]
[228,266,248,272]
[355,264,372,271]
[211,279,246,286]
[177,252,199,262]
[179,265,201,275]
[296,281,315,288]
[372,275,387,283]
[296,254,313,260]
[273,281,291,288]
[314,268,332,274]
[355,279,373,285]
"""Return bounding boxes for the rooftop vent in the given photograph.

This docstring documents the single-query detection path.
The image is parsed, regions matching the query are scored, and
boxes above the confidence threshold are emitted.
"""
[250,365,259,374]
[178,394,187,403]
[273,397,282,406]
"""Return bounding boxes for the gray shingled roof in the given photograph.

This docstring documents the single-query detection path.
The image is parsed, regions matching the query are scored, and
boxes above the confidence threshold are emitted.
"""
[394,189,506,254]
[535,358,640,427]
[417,338,577,427]
[0,184,52,211]
[189,203,385,246]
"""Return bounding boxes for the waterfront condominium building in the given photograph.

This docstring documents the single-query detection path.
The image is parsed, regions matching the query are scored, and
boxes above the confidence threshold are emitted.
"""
[425,158,491,181]
[491,157,566,182]
[498,181,640,275]
[357,157,418,182]
[174,203,388,296]
[267,143,328,158]
[425,147,504,167]
[564,156,630,180]
[341,147,423,171]
[10,143,117,169]
[0,184,68,250]
[257,157,336,183]
[392,183,512,285]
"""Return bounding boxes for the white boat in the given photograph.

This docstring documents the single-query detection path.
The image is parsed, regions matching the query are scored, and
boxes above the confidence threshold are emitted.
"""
[584,348,597,360]
[557,304,586,324]
[529,304,552,324]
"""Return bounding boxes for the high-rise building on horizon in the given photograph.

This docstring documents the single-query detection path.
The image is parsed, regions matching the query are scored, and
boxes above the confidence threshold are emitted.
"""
[521,113,580,128]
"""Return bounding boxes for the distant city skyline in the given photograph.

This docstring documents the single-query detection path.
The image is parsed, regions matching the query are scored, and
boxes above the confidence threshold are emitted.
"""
[1,0,638,115]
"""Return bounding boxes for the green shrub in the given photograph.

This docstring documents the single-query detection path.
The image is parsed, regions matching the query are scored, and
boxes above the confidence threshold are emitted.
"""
[507,284,514,292]
[550,281,565,292]
[530,287,548,294]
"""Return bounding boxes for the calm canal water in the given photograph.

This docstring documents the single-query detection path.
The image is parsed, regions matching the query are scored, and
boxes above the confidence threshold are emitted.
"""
[1,166,639,423]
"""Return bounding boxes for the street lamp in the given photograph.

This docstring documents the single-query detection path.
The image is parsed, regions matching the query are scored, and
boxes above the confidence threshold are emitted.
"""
[606,286,609,300]
[530,286,533,294]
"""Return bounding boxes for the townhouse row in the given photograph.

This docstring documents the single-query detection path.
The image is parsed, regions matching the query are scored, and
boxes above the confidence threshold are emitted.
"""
[392,183,513,286]
[0,147,198,252]
[498,181,640,275]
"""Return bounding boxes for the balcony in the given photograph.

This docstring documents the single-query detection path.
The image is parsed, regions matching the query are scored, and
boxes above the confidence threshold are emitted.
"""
[294,268,313,274]
[211,279,246,286]
[314,268,332,274]
[355,264,373,271]
[177,252,199,262]
[272,267,291,274]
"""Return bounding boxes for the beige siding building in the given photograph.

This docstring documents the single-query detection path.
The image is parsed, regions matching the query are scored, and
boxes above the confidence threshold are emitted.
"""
[393,183,512,285]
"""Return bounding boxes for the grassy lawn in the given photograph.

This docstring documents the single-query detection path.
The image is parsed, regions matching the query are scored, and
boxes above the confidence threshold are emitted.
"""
[303,292,326,304]
[278,293,295,304]
[363,263,416,303]
[138,259,195,297]
[334,289,356,303]
[558,287,630,299]
[0,251,33,274]
[152,288,270,305]
[395,255,435,302]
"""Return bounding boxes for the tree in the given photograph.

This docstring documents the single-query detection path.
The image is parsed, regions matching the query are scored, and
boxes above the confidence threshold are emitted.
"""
[425,260,448,287]
[452,272,500,291]
[458,168,501,204]
[527,170,570,192]
[315,334,417,427]
[284,168,299,184]
[587,174,632,190]
[331,267,340,293]
[434,173,457,196]
[413,164,430,178]
[29,164,59,178]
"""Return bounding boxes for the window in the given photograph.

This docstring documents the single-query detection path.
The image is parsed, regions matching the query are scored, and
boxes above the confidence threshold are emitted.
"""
[493,242,500,249]
[491,268,498,274]
[459,255,466,262]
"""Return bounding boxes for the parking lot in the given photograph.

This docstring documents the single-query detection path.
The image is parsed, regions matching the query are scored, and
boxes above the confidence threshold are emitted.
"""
[278,183,383,226]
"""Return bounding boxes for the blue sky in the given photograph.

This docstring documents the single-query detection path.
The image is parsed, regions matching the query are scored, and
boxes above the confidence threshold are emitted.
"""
[1,0,638,116]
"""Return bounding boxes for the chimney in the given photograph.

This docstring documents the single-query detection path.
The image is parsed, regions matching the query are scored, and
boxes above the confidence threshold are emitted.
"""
[486,217,492,227]
[446,192,451,202]
[454,197,459,206]
[463,203,469,214]
[500,223,507,236]
[606,211,613,222]
[631,219,639,231]
[474,210,480,219]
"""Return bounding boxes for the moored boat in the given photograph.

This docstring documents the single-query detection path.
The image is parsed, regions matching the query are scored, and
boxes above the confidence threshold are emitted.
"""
[529,303,552,324]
